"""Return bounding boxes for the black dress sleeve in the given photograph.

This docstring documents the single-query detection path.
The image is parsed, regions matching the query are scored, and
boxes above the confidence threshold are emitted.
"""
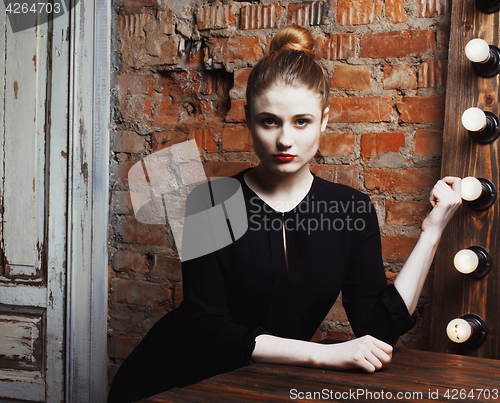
[341,195,417,346]
[182,250,267,364]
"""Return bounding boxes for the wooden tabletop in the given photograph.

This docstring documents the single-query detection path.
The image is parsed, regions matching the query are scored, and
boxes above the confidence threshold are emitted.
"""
[142,348,500,402]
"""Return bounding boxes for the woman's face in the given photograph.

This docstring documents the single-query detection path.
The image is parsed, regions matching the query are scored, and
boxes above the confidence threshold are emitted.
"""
[246,83,329,177]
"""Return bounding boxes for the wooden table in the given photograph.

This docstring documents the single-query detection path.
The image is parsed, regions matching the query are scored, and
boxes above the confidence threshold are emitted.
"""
[142,348,500,402]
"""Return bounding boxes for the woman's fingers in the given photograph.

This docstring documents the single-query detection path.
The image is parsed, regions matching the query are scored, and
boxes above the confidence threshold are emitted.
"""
[423,177,463,233]
[344,335,393,373]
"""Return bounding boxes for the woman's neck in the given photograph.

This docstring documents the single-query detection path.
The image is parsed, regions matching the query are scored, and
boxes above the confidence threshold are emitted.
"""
[244,164,314,212]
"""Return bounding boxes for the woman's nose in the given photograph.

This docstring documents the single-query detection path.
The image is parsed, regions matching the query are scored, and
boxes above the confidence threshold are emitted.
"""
[276,125,293,149]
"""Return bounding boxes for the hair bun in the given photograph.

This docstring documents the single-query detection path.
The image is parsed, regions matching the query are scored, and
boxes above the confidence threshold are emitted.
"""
[268,24,315,57]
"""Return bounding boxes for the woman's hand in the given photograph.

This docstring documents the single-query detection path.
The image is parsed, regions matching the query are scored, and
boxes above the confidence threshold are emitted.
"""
[314,335,393,373]
[421,177,462,236]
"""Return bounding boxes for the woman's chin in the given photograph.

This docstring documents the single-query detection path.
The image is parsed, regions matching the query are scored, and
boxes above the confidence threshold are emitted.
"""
[261,160,309,177]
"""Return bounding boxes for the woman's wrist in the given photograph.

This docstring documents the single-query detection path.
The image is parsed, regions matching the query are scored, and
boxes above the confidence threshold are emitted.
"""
[419,226,442,246]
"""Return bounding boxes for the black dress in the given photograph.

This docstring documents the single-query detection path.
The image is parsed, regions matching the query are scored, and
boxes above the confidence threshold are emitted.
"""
[108,168,416,402]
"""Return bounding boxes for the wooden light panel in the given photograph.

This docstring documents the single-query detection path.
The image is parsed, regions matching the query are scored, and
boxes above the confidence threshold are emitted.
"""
[430,0,500,358]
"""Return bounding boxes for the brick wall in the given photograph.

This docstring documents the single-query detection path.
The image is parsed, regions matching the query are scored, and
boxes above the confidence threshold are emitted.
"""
[108,0,451,382]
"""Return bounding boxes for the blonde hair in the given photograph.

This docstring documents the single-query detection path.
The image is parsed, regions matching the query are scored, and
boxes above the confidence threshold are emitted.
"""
[246,25,330,112]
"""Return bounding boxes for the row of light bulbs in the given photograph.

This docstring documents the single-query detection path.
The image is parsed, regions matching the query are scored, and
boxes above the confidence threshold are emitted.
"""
[441,176,492,346]
[443,13,499,346]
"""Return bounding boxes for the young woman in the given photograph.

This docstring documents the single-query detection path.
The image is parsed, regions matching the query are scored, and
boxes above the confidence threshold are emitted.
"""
[108,25,462,402]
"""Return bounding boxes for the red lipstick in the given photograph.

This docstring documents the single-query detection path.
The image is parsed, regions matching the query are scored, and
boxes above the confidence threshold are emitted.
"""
[273,153,296,162]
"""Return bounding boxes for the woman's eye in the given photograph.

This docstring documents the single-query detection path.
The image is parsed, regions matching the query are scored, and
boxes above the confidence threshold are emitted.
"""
[296,118,310,127]
[262,118,276,127]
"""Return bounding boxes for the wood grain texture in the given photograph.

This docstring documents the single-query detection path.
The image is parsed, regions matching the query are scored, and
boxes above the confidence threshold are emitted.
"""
[430,0,500,358]
[143,349,500,402]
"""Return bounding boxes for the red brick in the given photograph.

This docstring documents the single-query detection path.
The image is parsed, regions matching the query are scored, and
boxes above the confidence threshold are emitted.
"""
[233,68,252,91]
[150,100,184,123]
[241,3,282,30]
[337,0,383,25]
[386,200,431,226]
[113,250,148,274]
[108,364,120,385]
[309,165,359,188]
[118,218,169,245]
[316,33,357,60]
[331,65,372,90]
[109,309,149,333]
[112,191,134,215]
[150,255,182,281]
[118,13,149,38]
[186,45,204,67]
[325,330,355,342]
[158,37,180,65]
[111,278,172,307]
[381,235,419,261]
[361,132,405,158]
[386,272,398,284]
[418,0,451,17]
[364,168,441,194]
[328,96,392,123]
[107,334,140,360]
[360,30,434,58]
[203,161,254,178]
[116,0,159,14]
[230,37,263,61]
[112,159,136,186]
[196,4,237,30]
[324,297,349,322]
[158,10,175,35]
[207,37,263,64]
[115,73,151,98]
[385,0,406,23]
[310,329,323,343]
[414,129,443,156]
[418,60,447,88]
[225,99,246,123]
[120,97,151,123]
[318,132,355,157]
[222,126,252,152]
[174,282,183,308]
[288,2,326,26]
[396,95,445,124]
[153,71,231,97]
[437,24,450,54]
[115,131,148,153]
[194,127,218,153]
[151,130,188,151]
[383,63,417,90]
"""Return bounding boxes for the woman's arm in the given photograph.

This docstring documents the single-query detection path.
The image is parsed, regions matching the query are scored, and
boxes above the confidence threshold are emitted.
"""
[251,333,392,373]
[394,177,462,314]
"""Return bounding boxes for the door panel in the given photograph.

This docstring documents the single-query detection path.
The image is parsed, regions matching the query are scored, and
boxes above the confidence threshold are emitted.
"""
[3,9,46,280]
[0,3,69,402]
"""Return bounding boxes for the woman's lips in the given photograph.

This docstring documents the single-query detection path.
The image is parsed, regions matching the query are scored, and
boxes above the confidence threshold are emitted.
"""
[273,154,296,162]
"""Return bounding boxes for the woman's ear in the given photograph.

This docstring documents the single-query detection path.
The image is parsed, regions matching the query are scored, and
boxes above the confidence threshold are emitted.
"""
[320,107,329,132]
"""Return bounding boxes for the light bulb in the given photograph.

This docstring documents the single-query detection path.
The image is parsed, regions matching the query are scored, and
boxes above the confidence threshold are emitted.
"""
[476,0,500,14]
[461,108,487,132]
[446,318,472,343]
[454,249,479,274]
[465,39,491,63]
[461,177,483,201]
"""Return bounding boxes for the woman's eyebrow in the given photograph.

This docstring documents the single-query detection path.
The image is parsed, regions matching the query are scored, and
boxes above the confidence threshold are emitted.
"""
[255,112,278,117]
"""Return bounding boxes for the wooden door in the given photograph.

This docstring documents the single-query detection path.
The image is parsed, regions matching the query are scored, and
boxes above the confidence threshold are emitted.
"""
[0,6,69,402]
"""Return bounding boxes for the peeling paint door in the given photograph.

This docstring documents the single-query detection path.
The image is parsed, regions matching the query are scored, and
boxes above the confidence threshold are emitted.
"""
[0,5,69,403]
